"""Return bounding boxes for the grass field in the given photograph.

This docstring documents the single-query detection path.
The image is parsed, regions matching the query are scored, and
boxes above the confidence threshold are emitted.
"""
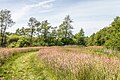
[38,46,120,80]
[0,46,120,80]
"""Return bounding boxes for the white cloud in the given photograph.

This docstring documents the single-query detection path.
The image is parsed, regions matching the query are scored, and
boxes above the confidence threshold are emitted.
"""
[9,0,55,33]
[12,0,55,21]
[28,0,55,8]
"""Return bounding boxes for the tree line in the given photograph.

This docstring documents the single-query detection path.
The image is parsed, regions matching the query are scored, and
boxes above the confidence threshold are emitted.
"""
[88,16,120,51]
[0,9,120,51]
[0,9,86,47]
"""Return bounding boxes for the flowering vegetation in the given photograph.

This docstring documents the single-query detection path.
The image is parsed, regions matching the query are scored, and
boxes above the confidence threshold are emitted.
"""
[0,47,40,66]
[38,47,120,80]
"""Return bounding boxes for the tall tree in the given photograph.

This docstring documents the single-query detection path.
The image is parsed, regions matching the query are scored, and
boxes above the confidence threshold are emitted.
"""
[28,17,40,46]
[57,15,73,38]
[0,9,15,47]
[36,22,41,37]
[41,20,51,41]
[48,26,57,46]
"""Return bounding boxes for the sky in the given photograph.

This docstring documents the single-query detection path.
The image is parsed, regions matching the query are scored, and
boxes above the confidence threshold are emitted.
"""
[0,0,120,36]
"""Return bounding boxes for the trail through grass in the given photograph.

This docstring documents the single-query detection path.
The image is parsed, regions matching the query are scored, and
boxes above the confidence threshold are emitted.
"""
[0,51,55,80]
[1,47,120,80]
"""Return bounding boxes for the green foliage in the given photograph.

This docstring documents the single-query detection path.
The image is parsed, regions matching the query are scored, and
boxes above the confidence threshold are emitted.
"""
[74,28,86,46]
[57,15,73,38]
[8,42,17,48]
[41,20,51,43]
[7,34,20,43]
[16,37,30,47]
[105,33,120,50]
[88,16,120,50]
[88,33,95,46]
[7,35,30,48]
[56,38,64,46]
[15,27,31,36]
[7,35,20,48]
[61,37,74,45]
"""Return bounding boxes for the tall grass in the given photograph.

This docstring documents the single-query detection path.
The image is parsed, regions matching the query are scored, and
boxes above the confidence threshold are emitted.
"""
[38,47,120,80]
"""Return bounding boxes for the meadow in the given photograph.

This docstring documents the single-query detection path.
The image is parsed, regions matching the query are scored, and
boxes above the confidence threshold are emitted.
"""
[38,46,120,80]
[0,1,120,80]
[0,46,120,80]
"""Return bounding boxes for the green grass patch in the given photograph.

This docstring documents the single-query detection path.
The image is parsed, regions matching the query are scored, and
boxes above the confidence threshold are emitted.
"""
[0,51,56,80]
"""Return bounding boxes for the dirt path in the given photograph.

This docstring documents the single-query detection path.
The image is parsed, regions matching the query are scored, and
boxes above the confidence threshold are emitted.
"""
[0,52,55,80]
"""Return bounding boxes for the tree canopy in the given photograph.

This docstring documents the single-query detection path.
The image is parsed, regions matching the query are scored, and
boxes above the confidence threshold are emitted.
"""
[88,16,120,50]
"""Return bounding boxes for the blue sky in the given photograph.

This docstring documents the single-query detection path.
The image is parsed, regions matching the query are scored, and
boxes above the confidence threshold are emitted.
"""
[0,0,120,36]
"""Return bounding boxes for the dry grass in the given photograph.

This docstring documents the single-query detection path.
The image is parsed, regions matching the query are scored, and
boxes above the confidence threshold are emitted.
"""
[38,46,120,80]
